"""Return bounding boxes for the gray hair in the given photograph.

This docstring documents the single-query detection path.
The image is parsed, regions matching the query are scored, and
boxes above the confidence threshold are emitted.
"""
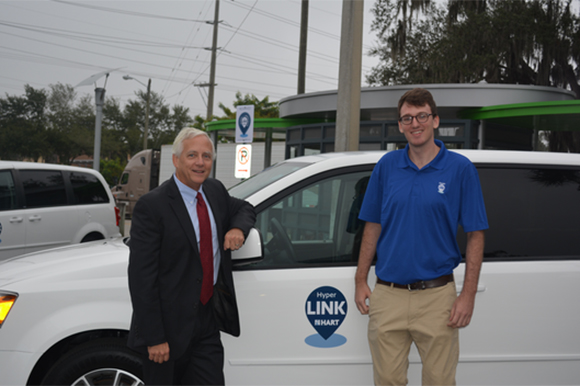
[172,127,215,158]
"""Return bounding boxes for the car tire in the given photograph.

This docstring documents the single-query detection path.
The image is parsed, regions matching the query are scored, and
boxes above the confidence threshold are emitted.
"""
[41,338,144,386]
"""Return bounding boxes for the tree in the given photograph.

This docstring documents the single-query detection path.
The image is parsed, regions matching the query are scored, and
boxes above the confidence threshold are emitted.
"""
[45,83,94,164]
[0,85,48,161]
[367,0,580,152]
[367,4,450,85]
[99,158,125,186]
[114,89,194,154]
[370,0,433,60]
[190,114,208,131]
[1,86,281,164]
[217,91,279,119]
[102,98,128,161]
[367,0,580,95]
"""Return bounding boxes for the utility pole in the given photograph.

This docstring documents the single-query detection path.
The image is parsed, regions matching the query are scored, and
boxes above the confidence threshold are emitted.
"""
[207,0,220,177]
[144,78,151,150]
[298,0,309,94]
[335,0,364,152]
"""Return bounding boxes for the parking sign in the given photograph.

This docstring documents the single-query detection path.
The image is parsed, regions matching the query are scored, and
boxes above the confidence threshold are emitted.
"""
[235,144,252,179]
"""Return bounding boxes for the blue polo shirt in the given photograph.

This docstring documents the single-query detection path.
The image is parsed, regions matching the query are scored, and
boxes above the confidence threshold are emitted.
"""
[359,140,488,284]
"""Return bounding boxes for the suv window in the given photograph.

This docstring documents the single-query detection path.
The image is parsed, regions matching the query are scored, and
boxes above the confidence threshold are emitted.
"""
[241,163,580,269]
[457,166,580,259]
[70,172,110,204]
[0,171,17,211]
[246,170,372,269]
[20,170,67,208]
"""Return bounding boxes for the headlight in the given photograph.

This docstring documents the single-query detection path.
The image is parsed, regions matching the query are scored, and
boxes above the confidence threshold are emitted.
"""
[0,293,18,328]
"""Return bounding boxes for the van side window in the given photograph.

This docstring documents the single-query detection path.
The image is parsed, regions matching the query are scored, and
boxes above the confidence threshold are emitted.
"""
[458,167,580,259]
[243,170,372,269]
[0,171,17,211]
[70,172,110,204]
[20,170,67,208]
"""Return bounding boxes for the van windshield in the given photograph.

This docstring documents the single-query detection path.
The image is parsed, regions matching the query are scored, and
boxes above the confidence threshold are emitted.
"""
[228,161,311,200]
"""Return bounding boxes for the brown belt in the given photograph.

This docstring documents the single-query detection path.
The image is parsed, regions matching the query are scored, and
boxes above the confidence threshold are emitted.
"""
[377,274,454,291]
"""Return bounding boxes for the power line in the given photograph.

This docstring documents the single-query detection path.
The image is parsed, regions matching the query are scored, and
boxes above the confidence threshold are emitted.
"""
[163,0,215,105]
[51,0,210,23]
[1,0,378,114]
[0,20,206,49]
[3,1,201,49]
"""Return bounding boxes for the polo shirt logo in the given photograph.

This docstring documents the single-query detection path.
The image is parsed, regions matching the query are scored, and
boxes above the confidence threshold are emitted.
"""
[438,182,446,194]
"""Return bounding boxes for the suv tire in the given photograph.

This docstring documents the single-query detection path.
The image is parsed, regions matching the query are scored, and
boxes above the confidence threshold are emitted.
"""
[41,338,143,386]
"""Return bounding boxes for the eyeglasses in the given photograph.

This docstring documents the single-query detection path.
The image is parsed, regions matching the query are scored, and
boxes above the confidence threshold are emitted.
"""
[398,113,434,125]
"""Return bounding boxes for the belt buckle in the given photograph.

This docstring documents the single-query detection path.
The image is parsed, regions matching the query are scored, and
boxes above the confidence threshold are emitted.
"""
[407,281,426,291]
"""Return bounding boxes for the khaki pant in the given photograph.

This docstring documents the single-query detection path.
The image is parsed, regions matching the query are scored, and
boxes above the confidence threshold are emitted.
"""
[368,282,459,386]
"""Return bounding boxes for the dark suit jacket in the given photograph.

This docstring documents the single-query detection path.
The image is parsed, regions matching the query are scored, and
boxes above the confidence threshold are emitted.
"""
[127,177,256,359]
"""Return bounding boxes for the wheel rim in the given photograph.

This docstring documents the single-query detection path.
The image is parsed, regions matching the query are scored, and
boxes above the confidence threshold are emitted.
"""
[72,368,143,386]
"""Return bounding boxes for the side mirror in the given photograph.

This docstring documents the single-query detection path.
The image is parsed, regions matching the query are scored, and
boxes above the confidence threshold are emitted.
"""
[231,228,264,266]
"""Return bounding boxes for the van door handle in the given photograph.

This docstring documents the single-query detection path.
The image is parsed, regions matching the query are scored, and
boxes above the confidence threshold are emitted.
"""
[10,216,24,223]
[28,215,42,222]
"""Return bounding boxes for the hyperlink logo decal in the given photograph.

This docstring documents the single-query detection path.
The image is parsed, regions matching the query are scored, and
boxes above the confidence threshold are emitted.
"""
[304,286,347,348]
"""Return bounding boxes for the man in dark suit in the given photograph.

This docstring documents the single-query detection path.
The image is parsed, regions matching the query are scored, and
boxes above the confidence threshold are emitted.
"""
[128,127,256,385]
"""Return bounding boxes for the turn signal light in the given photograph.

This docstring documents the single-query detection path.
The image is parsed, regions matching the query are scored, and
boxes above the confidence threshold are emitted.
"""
[0,294,17,328]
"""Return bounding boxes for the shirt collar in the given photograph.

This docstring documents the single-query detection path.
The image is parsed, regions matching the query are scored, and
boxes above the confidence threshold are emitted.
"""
[173,174,204,203]
[399,139,447,170]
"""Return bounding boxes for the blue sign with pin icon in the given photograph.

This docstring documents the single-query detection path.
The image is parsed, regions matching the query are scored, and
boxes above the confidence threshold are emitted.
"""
[238,112,251,138]
[304,286,347,348]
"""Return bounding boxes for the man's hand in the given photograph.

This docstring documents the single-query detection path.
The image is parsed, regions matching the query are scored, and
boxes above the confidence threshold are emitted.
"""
[448,292,475,328]
[148,342,170,364]
[448,230,485,328]
[224,228,245,251]
[354,222,381,315]
[355,281,372,315]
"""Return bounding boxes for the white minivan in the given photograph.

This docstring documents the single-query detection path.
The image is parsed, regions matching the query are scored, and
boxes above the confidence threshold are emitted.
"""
[0,161,121,261]
[0,150,579,385]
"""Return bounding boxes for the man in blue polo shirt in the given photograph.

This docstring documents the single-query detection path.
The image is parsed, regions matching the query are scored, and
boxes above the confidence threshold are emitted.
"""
[355,88,488,385]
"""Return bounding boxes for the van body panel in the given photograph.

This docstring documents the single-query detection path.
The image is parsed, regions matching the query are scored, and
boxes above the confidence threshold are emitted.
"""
[0,161,120,261]
[1,150,578,385]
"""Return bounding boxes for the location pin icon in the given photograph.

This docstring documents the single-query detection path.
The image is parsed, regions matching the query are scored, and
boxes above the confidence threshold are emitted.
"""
[238,112,250,136]
[305,286,347,340]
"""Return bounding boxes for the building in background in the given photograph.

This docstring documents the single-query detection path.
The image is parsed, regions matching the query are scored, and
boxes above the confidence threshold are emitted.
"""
[279,83,579,157]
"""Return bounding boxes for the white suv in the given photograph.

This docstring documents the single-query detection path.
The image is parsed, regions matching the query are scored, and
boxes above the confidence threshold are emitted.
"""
[0,161,121,261]
[0,150,579,385]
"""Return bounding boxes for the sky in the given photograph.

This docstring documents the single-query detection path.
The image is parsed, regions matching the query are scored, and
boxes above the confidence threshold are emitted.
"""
[0,0,382,118]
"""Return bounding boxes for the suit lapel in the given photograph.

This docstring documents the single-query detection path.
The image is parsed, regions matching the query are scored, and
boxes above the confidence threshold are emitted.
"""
[166,178,199,252]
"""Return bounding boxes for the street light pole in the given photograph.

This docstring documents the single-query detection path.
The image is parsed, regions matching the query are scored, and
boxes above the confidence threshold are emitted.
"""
[93,87,105,171]
[123,75,151,151]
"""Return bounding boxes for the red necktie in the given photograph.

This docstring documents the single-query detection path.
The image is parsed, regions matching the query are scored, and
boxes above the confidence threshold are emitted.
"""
[196,192,213,304]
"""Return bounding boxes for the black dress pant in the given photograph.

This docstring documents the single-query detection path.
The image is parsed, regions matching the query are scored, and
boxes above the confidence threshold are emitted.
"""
[142,300,225,386]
